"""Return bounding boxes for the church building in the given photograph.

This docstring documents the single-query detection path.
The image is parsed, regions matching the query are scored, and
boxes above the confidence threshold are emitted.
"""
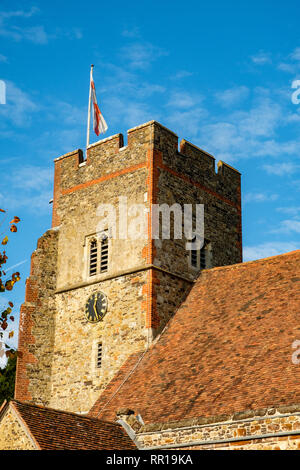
[0,120,299,450]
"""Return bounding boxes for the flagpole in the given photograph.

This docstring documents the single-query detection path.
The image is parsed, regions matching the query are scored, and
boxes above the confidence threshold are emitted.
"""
[86,64,93,151]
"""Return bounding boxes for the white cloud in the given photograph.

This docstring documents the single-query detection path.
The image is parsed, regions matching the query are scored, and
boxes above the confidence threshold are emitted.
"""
[170,70,193,80]
[291,48,300,61]
[277,62,297,74]
[0,7,39,20]
[166,106,208,138]
[107,96,155,128]
[46,100,86,126]
[199,122,243,156]
[195,90,300,161]
[276,206,300,217]
[243,241,299,262]
[4,25,48,44]
[244,192,278,203]
[276,47,300,74]
[251,51,272,65]
[0,7,48,44]
[0,188,52,214]
[166,91,203,109]
[271,219,300,234]
[0,7,82,44]
[67,28,82,40]
[121,27,140,38]
[0,81,38,127]
[234,98,281,138]
[286,110,300,124]
[0,53,7,62]
[215,86,249,108]
[10,166,52,190]
[121,42,168,69]
[0,164,53,214]
[263,162,299,176]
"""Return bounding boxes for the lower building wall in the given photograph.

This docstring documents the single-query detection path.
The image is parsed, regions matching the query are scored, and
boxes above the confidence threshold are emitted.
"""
[0,408,36,450]
[136,409,300,451]
[178,435,300,450]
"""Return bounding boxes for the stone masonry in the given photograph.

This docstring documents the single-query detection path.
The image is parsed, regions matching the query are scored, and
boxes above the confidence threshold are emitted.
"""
[117,405,300,451]
[0,404,36,450]
[15,120,242,413]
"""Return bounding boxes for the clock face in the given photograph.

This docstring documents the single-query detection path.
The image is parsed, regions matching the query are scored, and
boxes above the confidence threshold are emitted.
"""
[85,292,108,323]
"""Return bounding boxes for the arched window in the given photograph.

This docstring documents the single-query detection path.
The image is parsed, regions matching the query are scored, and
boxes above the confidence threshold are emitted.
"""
[87,232,109,277]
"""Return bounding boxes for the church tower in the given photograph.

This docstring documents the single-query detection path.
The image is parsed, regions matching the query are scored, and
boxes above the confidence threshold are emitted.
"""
[15,121,242,413]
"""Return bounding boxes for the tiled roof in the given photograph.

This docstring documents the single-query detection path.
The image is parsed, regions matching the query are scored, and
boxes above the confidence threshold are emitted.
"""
[10,400,136,450]
[89,250,300,424]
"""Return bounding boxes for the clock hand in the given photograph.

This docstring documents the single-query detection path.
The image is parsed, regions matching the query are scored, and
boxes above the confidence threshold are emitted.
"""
[93,297,98,319]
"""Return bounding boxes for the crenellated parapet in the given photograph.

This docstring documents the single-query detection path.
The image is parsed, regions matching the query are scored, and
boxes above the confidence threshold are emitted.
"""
[52,120,241,226]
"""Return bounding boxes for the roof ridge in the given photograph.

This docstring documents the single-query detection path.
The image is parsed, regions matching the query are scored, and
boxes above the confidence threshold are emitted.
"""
[0,400,8,421]
[11,400,121,427]
[197,249,300,276]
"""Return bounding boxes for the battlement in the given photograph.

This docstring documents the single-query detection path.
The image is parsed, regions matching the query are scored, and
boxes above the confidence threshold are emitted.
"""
[52,120,241,228]
[54,120,240,179]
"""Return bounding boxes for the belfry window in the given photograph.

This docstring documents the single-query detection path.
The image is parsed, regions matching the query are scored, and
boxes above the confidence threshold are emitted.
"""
[100,235,108,273]
[87,232,109,277]
[190,239,212,270]
[191,247,198,268]
[89,239,98,276]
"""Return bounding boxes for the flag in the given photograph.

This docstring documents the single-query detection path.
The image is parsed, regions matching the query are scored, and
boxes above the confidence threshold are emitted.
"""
[90,68,108,136]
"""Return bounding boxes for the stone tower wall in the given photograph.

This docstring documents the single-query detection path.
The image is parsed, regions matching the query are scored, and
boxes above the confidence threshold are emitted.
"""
[15,229,58,405]
[15,120,242,412]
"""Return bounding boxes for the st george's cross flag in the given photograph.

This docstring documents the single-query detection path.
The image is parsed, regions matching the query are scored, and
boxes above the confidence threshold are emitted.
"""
[90,66,108,136]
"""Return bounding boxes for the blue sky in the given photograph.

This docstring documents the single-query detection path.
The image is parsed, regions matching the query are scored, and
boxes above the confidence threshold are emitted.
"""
[0,0,300,356]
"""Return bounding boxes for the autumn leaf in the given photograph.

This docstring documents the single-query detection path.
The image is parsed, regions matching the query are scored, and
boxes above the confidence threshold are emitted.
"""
[1,236,8,245]
[10,216,20,224]
[5,280,14,291]
[0,211,21,352]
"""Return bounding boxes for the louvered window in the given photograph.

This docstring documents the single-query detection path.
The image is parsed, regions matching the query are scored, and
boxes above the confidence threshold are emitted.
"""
[200,246,206,269]
[87,233,109,277]
[97,342,102,368]
[190,239,211,270]
[100,236,108,273]
[191,249,198,268]
[89,240,98,276]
